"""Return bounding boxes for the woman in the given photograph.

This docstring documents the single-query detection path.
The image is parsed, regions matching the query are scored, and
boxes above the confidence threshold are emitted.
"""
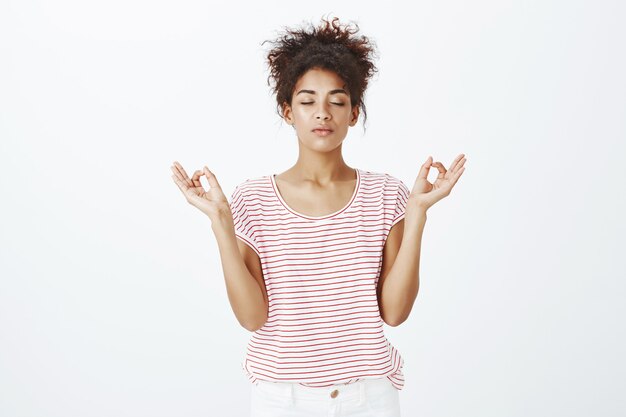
[171,16,466,417]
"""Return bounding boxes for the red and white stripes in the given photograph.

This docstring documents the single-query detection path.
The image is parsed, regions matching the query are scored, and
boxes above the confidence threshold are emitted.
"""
[229,168,410,390]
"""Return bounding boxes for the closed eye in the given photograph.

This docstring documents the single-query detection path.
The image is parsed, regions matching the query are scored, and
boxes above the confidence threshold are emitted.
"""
[301,102,345,106]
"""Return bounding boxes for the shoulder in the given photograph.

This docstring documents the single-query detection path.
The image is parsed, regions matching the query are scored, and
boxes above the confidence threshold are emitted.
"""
[230,175,270,195]
[359,168,407,189]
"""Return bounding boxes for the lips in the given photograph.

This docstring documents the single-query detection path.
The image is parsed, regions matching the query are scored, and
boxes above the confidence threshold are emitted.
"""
[312,128,333,137]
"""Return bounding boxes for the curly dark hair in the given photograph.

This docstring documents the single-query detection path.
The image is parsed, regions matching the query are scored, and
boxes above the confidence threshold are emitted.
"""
[262,15,379,132]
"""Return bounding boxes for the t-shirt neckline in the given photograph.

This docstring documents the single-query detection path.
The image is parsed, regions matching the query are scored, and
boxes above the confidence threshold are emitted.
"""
[269,168,361,220]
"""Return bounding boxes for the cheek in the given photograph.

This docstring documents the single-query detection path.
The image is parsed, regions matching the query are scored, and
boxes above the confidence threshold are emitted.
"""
[338,110,354,124]
[292,107,309,120]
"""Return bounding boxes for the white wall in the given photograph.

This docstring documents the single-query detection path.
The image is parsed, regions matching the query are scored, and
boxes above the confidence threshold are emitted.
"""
[1,1,624,416]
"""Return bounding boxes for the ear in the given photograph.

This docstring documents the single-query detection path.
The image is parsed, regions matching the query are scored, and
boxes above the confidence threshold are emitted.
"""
[282,101,294,124]
[349,105,360,126]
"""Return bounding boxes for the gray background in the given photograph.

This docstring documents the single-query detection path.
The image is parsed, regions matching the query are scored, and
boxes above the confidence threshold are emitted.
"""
[1,1,624,416]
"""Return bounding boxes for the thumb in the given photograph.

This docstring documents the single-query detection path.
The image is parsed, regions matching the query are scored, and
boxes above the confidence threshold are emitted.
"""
[417,156,433,181]
[203,166,222,190]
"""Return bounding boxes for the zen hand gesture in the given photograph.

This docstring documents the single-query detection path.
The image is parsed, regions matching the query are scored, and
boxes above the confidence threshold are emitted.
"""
[409,153,466,212]
[170,161,232,225]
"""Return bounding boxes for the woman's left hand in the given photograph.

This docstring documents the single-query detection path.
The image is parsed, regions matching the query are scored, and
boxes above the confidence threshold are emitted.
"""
[409,153,467,212]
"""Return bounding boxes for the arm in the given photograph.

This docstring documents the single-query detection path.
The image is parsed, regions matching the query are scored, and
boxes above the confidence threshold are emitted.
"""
[212,215,269,332]
[170,162,268,332]
[377,153,466,326]
[377,210,426,327]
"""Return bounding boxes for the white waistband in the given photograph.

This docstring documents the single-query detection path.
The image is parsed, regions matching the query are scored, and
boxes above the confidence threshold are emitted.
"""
[254,376,393,403]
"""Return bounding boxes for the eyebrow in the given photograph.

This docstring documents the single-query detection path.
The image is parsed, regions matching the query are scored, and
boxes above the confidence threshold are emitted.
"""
[296,88,349,96]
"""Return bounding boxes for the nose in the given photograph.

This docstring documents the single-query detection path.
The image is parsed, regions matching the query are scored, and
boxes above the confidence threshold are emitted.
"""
[315,103,331,120]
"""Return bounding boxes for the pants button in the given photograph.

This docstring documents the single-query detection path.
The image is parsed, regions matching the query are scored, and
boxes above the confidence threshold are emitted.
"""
[330,389,339,398]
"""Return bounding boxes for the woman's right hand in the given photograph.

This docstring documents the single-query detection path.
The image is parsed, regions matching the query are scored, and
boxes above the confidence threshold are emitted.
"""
[170,161,233,226]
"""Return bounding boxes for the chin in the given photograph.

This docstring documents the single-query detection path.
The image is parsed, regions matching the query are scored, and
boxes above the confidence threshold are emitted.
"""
[299,137,343,152]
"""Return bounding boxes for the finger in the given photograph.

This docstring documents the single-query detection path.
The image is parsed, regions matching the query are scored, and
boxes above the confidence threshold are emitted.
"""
[171,165,191,188]
[449,154,466,174]
[191,170,203,188]
[203,166,223,191]
[448,153,465,173]
[172,175,203,205]
[453,157,467,175]
[171,174,191,198]
[432,161,447,179]
[172,161,192,180]
[448,166,466,190]
[455,165,466,180]
[171,162,193,187]
[171,173,185,190]
[416,155,433,180]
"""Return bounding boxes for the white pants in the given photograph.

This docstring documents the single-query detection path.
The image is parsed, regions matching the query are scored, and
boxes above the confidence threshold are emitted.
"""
[250,377,401,417]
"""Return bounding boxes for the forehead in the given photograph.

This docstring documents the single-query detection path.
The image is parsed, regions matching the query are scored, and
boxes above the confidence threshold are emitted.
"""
[294,68,347,91]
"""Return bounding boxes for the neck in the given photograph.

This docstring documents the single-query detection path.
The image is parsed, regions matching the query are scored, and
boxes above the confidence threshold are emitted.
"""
[290,147,354,185]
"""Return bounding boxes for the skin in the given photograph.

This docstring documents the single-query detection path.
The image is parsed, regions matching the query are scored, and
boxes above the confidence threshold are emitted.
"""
[170,66,467,328]
[276,66,361,216]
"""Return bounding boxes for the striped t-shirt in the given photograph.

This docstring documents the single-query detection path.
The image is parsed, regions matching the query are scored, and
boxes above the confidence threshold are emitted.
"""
[228,168,411,390]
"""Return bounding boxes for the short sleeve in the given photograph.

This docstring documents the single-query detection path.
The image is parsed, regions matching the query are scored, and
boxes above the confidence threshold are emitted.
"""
[391,179,411,228]
[229,184,261,257]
